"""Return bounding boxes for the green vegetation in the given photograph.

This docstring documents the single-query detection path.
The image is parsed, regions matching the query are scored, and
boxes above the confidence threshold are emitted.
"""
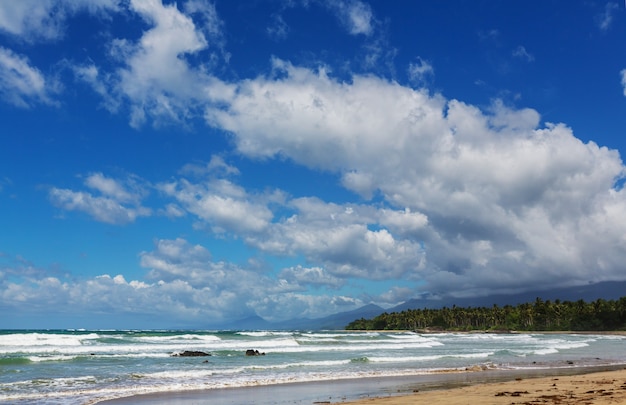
[345,297,626,332]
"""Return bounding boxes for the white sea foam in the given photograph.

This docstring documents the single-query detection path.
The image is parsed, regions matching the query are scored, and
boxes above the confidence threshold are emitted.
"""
[3,330,626,405]
[0,332,98,348]
[368,351,494,363]
[236,331,295,337]
[133,334,222,343]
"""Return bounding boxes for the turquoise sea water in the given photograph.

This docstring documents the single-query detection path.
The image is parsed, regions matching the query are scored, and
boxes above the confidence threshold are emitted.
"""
[1,330,625,404]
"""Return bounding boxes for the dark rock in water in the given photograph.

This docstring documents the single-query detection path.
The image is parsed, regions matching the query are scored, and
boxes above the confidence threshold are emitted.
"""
[245,349,265,356]
[172,350,211,357]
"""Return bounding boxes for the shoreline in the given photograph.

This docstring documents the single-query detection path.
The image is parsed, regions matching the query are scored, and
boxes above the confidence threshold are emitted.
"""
[345,329,626,335]
[97,364,626,405]
[345,366,626,404]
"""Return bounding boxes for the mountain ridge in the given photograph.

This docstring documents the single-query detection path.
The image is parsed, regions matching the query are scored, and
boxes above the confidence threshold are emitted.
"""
[218,280,626,330]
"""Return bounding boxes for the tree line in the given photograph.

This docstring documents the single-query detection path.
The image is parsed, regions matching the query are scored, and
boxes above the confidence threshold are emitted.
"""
[345,297,626,331]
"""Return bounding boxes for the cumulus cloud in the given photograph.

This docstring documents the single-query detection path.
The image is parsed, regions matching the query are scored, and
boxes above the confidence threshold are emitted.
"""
[376,286,415,304]
[49,173,151,224]
[48,162,424,289]
[105,0,234,128]
[126,238,364,321]
[279,265,343,289]
[47,42,626,304]
[204,61,626,297]
[1,243,294,323]
[245,197,426,280]
[68,0,227,128]
[115,0,212,127]
[159,177,274,234]
[137,238,291,320]
[0,0,119,109]
[18,1,626,310]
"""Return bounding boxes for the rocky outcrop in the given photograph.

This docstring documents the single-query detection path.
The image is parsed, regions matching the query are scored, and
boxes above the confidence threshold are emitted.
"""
[172,350,211,357]
[245,349,265,356]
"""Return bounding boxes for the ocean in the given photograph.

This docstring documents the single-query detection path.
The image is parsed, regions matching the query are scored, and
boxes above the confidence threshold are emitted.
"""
[1,329,625,404]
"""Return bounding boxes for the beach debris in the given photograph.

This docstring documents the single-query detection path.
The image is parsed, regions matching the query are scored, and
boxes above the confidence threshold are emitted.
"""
[172,350,211,357]
[464,364,491,372]
[495,390,529,397]
[245,349,266,356]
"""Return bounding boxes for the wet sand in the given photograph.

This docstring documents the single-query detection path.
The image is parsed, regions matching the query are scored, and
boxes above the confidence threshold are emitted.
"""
[98,365,626,405]
[346,367,626,405]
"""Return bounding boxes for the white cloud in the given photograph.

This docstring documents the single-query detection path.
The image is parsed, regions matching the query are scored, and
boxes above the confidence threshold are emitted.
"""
[180,155,241,177]
[84,173,143,204]
[0,0,120,41]
[267,13,290,40]
[0,0,118,108]
[278,265,343,289]
[73,64,120,112]
[1,242,299,323]
[0,47,59,108]
[324,0,374,35]
[152,161,427,283]
[337,0,374,36]
[407,57,434,85]
[341,171,375,199]
[0,0,62,41]
[16,0,626,304]
[204,62,626,297]
[597,2,619,32]
[49,173,151,224]
[206,59,446,169]
[250,292,363,321]
[107,0,218,128]
[512,45,534,62]
[378,208,428,237]
[69,0,228,128]
[159,177,274,234]
[376,286,415,304]
[246,197,427,280]
[183,0,224,40]
[136,238,359,321]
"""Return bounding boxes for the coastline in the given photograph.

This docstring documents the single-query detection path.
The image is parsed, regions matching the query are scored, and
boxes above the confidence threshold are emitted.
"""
[345,367,626,404]
[347,329,626,335]
[97,364,626,405]
[7,329,625,404]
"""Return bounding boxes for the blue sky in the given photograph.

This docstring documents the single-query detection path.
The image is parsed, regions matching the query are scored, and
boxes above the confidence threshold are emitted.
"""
[1,0,626,329]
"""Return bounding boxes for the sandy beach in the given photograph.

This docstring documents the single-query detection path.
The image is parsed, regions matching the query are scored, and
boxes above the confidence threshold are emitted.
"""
[99,366,626,405]
[346,368,626,405]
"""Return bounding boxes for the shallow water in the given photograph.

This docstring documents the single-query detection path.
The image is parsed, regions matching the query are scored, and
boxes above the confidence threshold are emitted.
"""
[1,330,625,404]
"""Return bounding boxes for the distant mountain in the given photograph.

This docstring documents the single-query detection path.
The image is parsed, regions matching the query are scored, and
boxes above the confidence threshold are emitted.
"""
[215,281,626,331]
[389,280,626,313]
[219,315,274,330]
[221,303,385,331]
[284,303,386,330]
